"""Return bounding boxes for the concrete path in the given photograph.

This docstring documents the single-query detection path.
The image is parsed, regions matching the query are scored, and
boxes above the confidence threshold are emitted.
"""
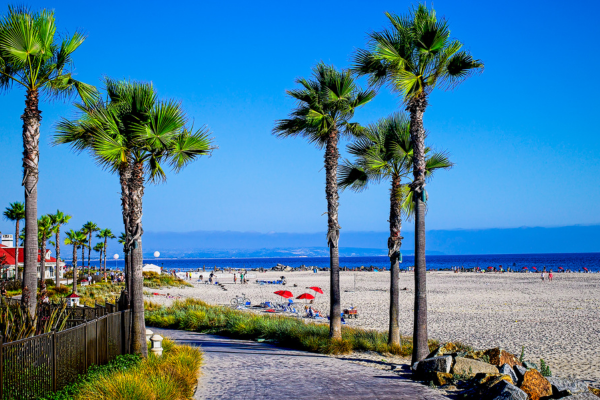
[152,328,449,400]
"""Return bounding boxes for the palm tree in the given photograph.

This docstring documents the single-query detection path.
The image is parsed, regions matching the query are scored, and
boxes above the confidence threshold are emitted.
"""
[93,243,104,268]
[82,222,99,268]
[49,210,71,288]
[339,112,452,346]
[54,78,215,357]
[64,229,87,294]
[3,201,25,280]
[37,215,53,286]
[97,228,115,281]
[274,63,375,339]
[78,229,88,275]
[352,4,483,362]
[0,7,97,315]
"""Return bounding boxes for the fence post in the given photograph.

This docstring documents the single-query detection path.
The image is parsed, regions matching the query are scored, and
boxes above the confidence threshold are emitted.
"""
[0,334,4,398]
[52,329,57,392]
[95,319,99,366]
[106,315,109,360]
[84,321,88,370]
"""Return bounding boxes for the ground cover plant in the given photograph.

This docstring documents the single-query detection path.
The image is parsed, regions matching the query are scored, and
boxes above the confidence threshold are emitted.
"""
[40,338,201,400]
[145,298,451,356]
[143,271,192,289]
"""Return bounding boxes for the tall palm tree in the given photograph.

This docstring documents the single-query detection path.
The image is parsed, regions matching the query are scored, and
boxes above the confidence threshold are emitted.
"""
[352,4,483,362]
[78,229,88,275]
[49,210,71,287]
[82,221,99,268]
[37,215,53,285]
[97,228,115,281]
[274,63,375,339]
[0,7,97,315]
[64,229,87,294]
[339,112,452,346]
[93,243,104,268]
[54,78,215,357]
[3,201,25,280]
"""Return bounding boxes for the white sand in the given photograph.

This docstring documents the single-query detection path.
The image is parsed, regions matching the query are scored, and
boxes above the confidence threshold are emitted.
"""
[145,270,600,383]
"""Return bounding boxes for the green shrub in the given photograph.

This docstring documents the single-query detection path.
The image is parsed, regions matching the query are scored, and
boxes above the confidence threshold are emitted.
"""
[540,358,552,377]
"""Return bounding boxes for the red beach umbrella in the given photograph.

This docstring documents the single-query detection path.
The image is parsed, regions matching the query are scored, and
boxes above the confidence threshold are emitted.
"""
[308,286,323,294]
[296,293,315,300]
[532,267,537,271]
[522,267,528,270]
[583,267,589,272]
[558,267,564,270]
[274,290,293,299]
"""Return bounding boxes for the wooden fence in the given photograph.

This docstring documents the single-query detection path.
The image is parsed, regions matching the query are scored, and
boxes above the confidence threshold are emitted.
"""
[0,302,131,400]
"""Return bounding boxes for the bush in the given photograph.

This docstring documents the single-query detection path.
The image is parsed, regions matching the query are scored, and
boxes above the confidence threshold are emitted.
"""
[145,298,442,357]
[143,273,192,289]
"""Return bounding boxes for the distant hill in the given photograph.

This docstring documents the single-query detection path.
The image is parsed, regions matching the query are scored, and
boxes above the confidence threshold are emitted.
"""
[140,225,600,258]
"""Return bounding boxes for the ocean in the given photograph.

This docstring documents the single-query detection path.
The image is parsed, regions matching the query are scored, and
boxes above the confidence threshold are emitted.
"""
[88,252,600,272]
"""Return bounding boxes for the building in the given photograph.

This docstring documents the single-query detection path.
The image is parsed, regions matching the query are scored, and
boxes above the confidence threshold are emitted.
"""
[1,233,14,247]
[0,244,66,281]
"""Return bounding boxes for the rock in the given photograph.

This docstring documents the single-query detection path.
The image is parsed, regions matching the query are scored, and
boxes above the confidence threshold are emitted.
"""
[499,364,518,386]
[426,342,463,358]
[477,373,514,386]
[523,361,538,370]
[520,369,552,400]
[566,393,600,399]
[416,356,453,375]
[514,365,527,384]
[486,347,522,367]
[546,377,589,396]
[432,372,453,386]
[411,362,419,371]
[484,380,528,400]
[589,387,600,398]
[283,266,293,272]
[452,356,499,376]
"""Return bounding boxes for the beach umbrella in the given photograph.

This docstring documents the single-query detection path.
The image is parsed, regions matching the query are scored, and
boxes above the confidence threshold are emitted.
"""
[308,286,323,294]
[274,290,293,299]
[532,266,537,271]
[296,293,315,304]
[558,267,564,270]
[522,267,528,270]
[583,267,589,272]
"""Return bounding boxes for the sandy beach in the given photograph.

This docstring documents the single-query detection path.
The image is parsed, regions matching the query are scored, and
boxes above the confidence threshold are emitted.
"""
[144,270,600,383]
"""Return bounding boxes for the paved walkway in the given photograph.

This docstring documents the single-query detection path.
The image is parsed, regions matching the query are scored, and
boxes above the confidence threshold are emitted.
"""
[152,328,449,400]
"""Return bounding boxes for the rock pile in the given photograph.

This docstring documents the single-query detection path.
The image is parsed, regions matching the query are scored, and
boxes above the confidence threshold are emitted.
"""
[413,344,600,399]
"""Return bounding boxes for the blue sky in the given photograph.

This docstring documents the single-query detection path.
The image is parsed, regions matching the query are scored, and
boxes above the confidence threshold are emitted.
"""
[1,0,599,238]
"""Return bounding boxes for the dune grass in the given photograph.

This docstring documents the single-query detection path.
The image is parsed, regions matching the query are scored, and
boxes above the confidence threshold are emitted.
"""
[143,272,193,289]
[145,298,443,356]
[41,338,202,400]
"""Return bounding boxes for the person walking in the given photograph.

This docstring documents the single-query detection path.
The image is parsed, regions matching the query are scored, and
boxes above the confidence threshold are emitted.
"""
[548,270,553,282]
[234,273,237,284]
[541,271,546,281]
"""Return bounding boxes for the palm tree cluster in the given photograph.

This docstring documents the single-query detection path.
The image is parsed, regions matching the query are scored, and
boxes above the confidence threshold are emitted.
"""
[1,7,215,357]
[275,4,482,362]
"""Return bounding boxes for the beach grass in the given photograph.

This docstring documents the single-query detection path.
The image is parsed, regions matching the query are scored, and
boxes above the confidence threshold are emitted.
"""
[41,338,202,400]
[143,272,193,289]
[145,298,447,356]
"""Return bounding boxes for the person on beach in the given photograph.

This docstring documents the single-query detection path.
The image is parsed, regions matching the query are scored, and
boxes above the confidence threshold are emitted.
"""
[541,271,545,281]
[234,273,237,284]
[548,270,553,281]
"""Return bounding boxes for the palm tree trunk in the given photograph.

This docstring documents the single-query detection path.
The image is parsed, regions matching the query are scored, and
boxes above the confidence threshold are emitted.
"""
[104,237,108,282]
[81,246,85,277]
[55,229,61,287]
[408,94,429,363]
[87,233,92,268]
[118,163,132,296]
[72,245,77,294]
[388,175,402,346]
[21,88,41,316]
[40,238,46,285]
[129,161,147,357]
[325,128,342,340]
[14,220,20,281]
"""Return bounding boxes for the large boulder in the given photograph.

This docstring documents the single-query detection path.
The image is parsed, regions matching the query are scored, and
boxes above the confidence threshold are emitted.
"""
[565,393,600,399]
[514,365,527,384]
[484,380,528,400]
[520,369,552,400]
[426,342,464,358]
[547,377,589,396]
[452,356,499,376]
[477,373,514,386]
[432,372,453,386]
[416,356,453,375]
[589,387,600,397]
[486,348,522,367]
[523,360,538,370]
[499,364,518,386]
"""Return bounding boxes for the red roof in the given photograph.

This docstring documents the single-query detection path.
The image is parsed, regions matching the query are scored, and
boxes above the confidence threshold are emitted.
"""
[0,246,57,265]
[66,293,80,298]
